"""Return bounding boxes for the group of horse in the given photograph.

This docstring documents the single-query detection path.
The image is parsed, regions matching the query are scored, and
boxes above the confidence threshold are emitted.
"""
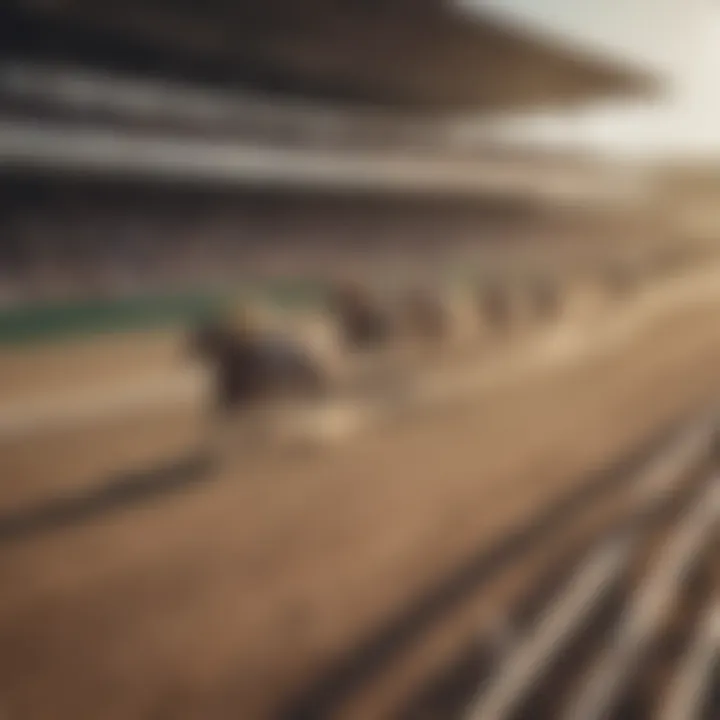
[188,276,569,419]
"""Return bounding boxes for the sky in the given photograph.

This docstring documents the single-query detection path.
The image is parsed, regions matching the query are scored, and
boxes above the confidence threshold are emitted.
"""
[457,0,720,160]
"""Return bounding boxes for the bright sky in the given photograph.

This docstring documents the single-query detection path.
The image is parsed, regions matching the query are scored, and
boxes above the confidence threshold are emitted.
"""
[458,0,720,160]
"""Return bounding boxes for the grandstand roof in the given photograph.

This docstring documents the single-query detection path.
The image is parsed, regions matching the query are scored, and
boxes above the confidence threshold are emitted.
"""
[2,1,658,112]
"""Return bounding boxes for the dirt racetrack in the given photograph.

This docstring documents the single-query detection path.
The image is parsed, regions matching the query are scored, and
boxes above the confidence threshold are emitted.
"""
[2,298,720,719]
[0,330,181,405]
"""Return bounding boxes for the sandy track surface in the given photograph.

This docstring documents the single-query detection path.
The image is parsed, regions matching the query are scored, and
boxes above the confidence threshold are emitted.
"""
[1,265,720,442]
[3,266,718,514]
[1,287,720,718]
[0,330,181,404]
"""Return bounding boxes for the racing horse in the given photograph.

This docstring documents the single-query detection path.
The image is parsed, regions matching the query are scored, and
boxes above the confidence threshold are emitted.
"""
[528,275,560,325]
[328,280,452,353]
[189,318,328,414]
[398,285,452,345]
[188,315,329,451]
[326,281,395,352]
[476,281,514,335]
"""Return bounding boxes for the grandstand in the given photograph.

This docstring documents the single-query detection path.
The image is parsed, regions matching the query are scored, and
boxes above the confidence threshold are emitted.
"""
[0,1,660,335]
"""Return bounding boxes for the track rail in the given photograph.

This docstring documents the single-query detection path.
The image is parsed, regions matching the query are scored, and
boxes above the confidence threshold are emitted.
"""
[409,419,720,720]
[283,412,720,719]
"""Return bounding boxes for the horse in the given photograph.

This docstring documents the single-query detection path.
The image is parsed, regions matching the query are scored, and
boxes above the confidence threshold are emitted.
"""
[529,276,560,325]
[189,320,328,415]
[326,281,395,352]
[398,286,452,345]
[329,279,456,353]
[476,281,513,335]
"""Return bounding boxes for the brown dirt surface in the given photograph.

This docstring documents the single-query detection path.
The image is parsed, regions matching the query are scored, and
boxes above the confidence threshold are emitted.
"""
[0,330,182,404]
[1,302,720,719]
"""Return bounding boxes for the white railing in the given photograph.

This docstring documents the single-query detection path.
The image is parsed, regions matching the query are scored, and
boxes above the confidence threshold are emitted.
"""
[0,118,649,204]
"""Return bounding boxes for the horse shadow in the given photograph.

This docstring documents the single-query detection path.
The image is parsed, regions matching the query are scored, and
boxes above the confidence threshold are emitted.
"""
[0,449,218,545]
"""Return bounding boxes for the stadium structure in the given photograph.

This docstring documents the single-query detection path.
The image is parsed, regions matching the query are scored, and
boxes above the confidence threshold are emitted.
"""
[0,0,661,338]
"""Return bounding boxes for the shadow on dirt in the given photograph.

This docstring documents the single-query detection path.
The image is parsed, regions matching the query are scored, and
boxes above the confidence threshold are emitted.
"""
[0,450,218,544]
